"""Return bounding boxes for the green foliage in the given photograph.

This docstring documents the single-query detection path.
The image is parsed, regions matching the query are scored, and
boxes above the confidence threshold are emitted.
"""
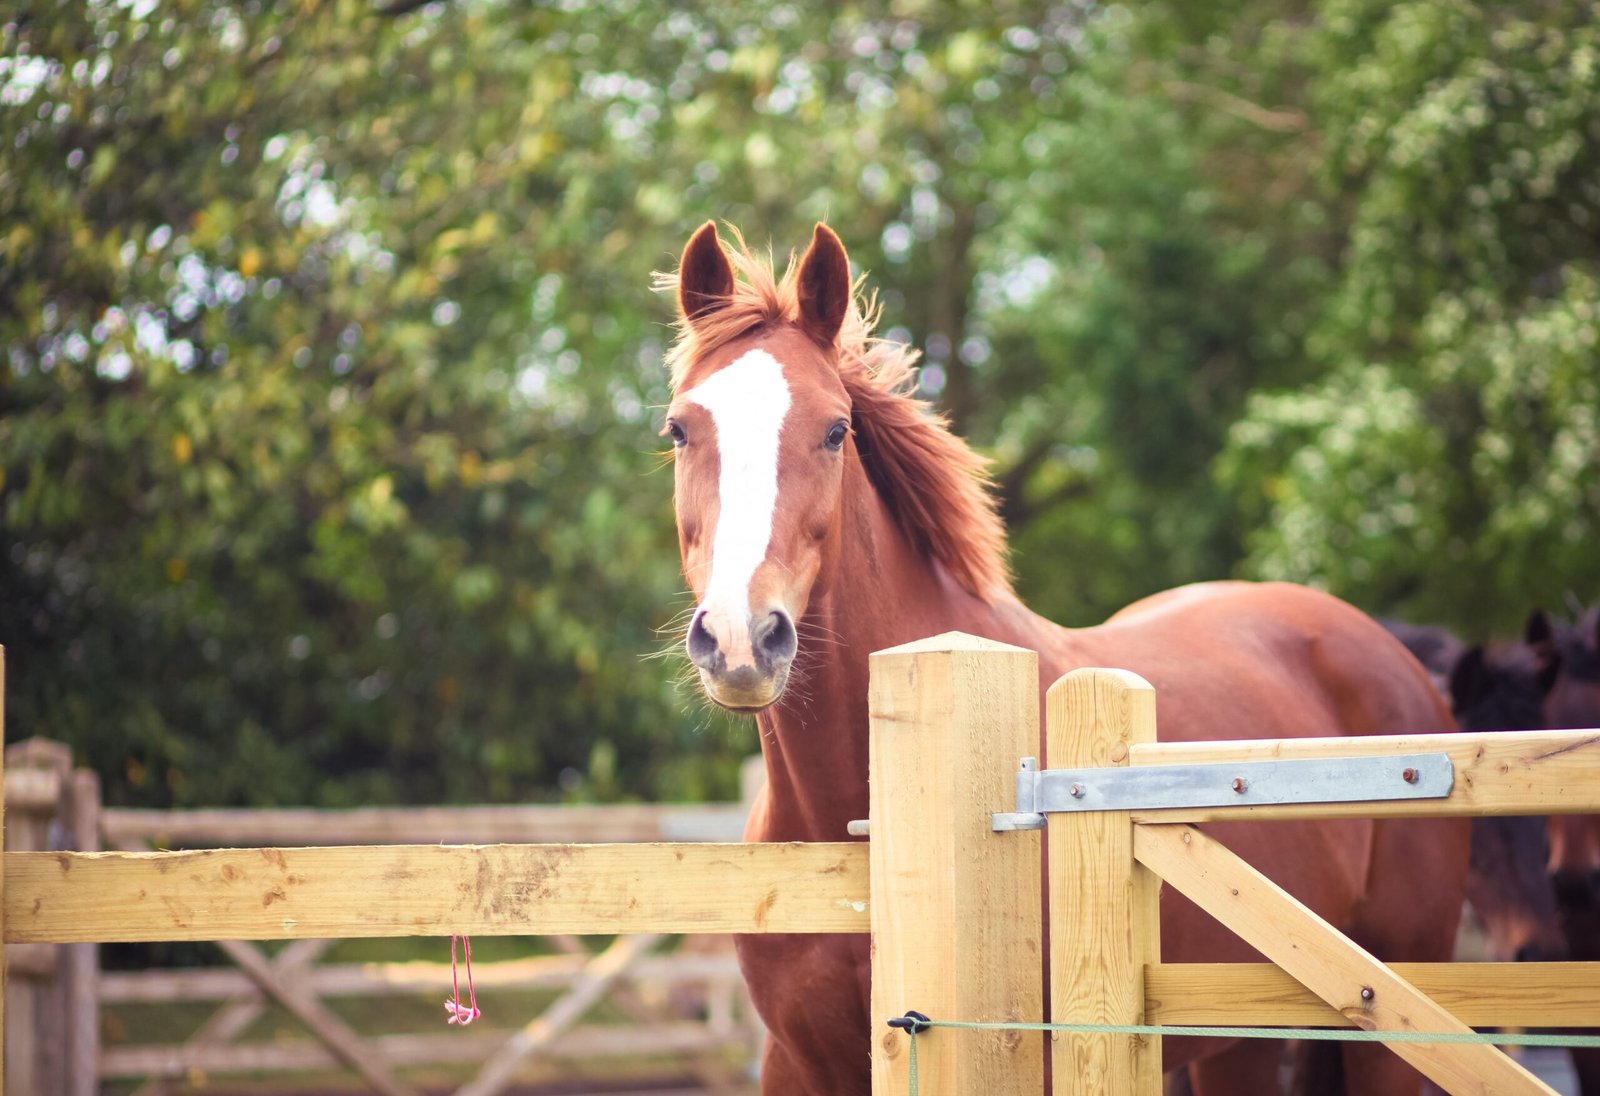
[1221,0,1600,631]
[1,1,755,806]
[3,1,1594,807]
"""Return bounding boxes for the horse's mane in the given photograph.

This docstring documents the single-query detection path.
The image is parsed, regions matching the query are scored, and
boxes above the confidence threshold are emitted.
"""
[656,231,1013,601]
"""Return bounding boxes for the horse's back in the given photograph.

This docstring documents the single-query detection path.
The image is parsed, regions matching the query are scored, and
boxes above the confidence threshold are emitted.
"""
[1082,580,1455,743]
[1052,580,1469,1008]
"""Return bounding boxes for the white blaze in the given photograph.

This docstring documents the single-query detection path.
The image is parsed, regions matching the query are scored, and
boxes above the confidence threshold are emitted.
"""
[685,349,791,616]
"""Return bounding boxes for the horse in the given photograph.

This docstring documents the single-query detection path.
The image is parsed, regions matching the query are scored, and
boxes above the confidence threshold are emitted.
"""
[1380,618,1568,964]
[1532,605,1600,905]
[1530,604,1600,1094]
[657,221,1469,1096]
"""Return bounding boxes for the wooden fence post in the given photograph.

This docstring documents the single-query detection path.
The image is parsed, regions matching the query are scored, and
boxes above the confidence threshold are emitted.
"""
[1047,668,1162,1095]
[5,736,73,1096]
[869,632,1044,1096]
[65,769,99,1096]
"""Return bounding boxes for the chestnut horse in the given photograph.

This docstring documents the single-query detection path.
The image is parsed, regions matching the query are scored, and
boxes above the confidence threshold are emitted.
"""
[658,222,1468,1095]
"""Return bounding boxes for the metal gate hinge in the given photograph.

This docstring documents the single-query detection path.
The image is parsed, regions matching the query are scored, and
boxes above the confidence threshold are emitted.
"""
[991,752,1454,831]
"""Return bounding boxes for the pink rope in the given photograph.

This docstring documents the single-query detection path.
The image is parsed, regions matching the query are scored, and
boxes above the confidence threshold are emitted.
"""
[444,934,481,1025]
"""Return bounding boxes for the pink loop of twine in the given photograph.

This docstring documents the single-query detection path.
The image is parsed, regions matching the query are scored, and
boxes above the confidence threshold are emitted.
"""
[445,934,480,1025]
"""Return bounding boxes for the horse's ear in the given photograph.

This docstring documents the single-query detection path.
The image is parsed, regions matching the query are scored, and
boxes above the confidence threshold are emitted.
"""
[1448,646,1489,713]
[1526,609,1554,650]
[678,221,735,326]
[796,223,851,347]
[1525,608,1560,690]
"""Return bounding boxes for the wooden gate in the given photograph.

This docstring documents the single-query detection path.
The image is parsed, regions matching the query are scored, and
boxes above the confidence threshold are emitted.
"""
[5,638,1600,1095]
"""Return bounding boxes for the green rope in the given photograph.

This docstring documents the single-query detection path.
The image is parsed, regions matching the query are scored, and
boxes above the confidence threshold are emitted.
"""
[891,1016,1600,1095]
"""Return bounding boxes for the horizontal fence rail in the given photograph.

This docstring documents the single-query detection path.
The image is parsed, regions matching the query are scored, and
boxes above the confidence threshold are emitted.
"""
[101,802,750,848]
[1145,962,1600,1028]
[1124,728,1600,822]
[4,842,871,943]
[97,950,745,1003]
[100,1021,735,1079]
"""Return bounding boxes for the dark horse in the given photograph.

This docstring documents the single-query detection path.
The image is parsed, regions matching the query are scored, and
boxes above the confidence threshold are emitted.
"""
[1384,610,1600,1094]
[1534,605,1600,1094]
[1382,617,1569,965]
[659,222,1468,1095]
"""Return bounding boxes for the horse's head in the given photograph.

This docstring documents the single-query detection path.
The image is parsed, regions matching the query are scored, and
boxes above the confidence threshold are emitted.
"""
[663,222,856,711]
[1529,606,1600,731]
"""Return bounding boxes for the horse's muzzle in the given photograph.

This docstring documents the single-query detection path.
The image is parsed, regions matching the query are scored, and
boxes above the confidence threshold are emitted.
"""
[687,606,797,710]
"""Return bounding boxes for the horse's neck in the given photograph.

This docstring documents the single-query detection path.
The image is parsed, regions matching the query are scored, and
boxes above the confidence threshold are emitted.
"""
[751,460,1041,842]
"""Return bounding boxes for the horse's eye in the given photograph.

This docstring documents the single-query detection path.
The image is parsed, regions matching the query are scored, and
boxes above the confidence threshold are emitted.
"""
[667,420,687,447]
[825,421,848,451]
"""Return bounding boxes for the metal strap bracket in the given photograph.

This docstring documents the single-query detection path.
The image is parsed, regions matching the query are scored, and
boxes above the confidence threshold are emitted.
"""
[991,752,1454,831]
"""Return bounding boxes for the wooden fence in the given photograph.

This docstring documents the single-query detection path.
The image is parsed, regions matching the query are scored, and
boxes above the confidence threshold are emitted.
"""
[2,666,770,1095]
[6,637,1600,1095]
[864,635,1600,1095]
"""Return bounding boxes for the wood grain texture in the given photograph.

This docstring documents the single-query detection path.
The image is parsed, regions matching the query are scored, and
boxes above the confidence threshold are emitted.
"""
[1047,668,1162,1096]
[1135,823,1554,1096]
[1126,729,1600,822]
[5,842,868,943]
[1146,962,1600,1027]
[869,633,1045,1096]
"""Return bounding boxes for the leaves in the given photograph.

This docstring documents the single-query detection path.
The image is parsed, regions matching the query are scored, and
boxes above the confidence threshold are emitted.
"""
[3,1,1594,809]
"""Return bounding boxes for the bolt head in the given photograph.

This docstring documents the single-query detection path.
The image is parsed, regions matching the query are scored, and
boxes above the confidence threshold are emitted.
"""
[1231,777,1248,794]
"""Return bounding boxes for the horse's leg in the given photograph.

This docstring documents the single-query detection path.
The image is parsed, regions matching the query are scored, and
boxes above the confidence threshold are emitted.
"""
[758,1035,810,1096]
[1287,1041,1343,1096]
[1339,1045,1427,1096]
[1187,1039,1286,1096]
[1559,895,1600,1095]
[1570,1047,1600,1095]
[1341,817,1469,1096]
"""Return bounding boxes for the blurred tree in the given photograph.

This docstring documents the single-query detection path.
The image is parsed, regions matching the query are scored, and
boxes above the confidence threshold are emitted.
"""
[4,0,1593,809]
[1219,0,1600,633]
[0,0,756,806]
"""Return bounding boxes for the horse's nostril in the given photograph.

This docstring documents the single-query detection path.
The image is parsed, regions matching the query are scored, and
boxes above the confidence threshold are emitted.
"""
[754,610,797,668]
[1516,939,1570,963]
[686,609,721,670]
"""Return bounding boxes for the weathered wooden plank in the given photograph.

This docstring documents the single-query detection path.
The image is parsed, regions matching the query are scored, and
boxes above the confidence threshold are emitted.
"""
[1136,823,1553,1096]
[1125,729,1600,822]
[3,768,61,812]
[870,633,1045,1096]
[5,842,869,943]
[98,950,744,1002]
[66,768,100,1096]
[100,1022,739,1078]
[1146,962,1600,1028]
[104,802,750,848]
[1047,668,1162,1095]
